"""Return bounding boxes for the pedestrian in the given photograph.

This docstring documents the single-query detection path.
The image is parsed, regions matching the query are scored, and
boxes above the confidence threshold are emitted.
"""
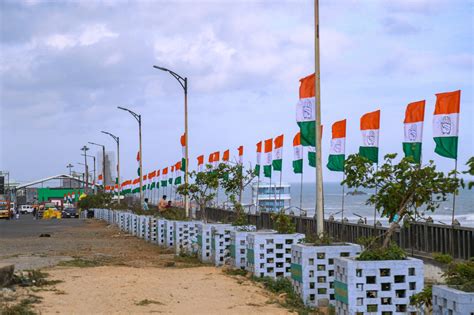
[143,198,149,211]
[158,195,167,212]
[32,207,37,220]
[166,200,172,209]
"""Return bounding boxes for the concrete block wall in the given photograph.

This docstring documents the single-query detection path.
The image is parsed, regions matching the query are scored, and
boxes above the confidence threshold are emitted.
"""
[432,285,474,315]
[246,232,305,278]
[164,220,176,247]
[211,224,236,266]
[149,217,158,243]
[229,227,263,269]
[290,243,362,307]
[334,256,424,315]
[173,221,200,255]
[198,223,225,262]
[155,219,167,245]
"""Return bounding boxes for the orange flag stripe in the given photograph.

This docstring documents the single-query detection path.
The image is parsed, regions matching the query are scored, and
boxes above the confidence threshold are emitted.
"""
[256,141,262,153]
[434,90,461,115]
[332,119,346,139]
[299,73,315,99]
[264,138,273,153]
[293,132,301,146]
[274,134,284,148]
[360,110,380,130]
[404,101,425,123]
[223,149,230,161]
[197,155,204,165]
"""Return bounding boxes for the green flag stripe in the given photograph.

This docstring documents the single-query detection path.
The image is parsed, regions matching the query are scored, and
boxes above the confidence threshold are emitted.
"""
[359,146,379,164]
[434,136,458,159]
[293,159,303,174]
[263,165,272,178]
[327,154,345,172]
[272,159,282,171]
[298,121,315,147]
[403,142,422,163]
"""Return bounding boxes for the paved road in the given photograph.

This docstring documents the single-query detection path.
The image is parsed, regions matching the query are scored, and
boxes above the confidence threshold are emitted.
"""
[0,214,85,238]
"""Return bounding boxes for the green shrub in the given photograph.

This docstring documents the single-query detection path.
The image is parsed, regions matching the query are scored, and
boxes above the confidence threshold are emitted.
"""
[357,243,406,261]
[433,253,453,264]
[444,261,474,292]
[271,211,296,234]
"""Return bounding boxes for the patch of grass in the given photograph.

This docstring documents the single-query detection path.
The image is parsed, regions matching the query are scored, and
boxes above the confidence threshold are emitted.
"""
[57,258,104,268]
[135,299,164,306]
[13,270,62,287]
[433,253,453,264]
[249,276,315,315]
[173,252,203,268]
[223,268,248,277]
[0,295,42,315]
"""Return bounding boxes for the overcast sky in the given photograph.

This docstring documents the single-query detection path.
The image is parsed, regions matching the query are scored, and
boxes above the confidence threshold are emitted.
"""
[1,0,473,184]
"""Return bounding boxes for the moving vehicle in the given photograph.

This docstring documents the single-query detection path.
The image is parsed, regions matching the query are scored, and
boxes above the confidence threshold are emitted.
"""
[19,204,34,214]
[42,202,61,219]
[61,207,78,218]
[0,200,11,219]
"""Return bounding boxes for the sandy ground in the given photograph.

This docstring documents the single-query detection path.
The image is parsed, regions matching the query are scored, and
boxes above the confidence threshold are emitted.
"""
[35,266,288,315]
[1,217,291,314]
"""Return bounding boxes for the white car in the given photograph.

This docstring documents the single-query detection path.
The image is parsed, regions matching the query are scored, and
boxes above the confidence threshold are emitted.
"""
[19,205,34,214]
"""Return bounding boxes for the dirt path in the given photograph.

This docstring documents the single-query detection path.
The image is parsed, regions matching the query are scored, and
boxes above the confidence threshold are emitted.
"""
[1,218,291,314]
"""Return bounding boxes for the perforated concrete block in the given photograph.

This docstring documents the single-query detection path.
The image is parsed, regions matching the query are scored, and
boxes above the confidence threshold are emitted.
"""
[246,232,304,279]
[334,256,424,315]
[432,285,474,315]
[291,243,362,307]
[197,223,227,263]
[173,221,201,255]
[164,220,177,247]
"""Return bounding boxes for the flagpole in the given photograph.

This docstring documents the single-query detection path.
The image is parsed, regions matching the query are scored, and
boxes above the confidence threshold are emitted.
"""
[256,174,260,213]
[341,172,346,240]
[269,175,272,211]
[299,170,303,211]
[278,170,283,210]
[373,164,379,234]
[314,0,324,235]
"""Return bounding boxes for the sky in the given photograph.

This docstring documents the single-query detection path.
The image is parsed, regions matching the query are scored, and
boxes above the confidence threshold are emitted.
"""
[1,0,473,185]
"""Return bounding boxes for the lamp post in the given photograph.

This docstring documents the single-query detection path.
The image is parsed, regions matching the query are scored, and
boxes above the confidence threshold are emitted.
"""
[77,162,92,188]
[85,154,96,192]
[66,163,74,188]
[102,131,121,204]
[88,142,106,190]
[153,65,189,218]
[80,145,89,189]
[118,106,143,209]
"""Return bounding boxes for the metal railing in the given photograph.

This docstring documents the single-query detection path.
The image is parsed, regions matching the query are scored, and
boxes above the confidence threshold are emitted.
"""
[202,207,474,260]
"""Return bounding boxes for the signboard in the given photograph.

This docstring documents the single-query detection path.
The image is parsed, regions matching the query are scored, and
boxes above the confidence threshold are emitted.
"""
[334,280,348,304]
[290,263,303,283]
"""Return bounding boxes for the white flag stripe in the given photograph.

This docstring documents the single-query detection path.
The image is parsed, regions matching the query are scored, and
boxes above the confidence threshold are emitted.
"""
[296,97,316,122]
[256,152,261,165]
[433,113,459,138]
[293,145,303,160]
[404,122,423,143]
[264,152,272,166]
[329,137,346,155]
[274,147,283,160]
[361,129,379,147]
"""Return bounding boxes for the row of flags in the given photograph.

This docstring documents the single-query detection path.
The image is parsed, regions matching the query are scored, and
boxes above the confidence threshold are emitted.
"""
[63,191,79,203]
[101,73,461,196]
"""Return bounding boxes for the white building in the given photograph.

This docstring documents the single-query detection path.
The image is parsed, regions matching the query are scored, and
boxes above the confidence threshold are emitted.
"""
[334,256,424,315]
[432,285,474,315]
[252,182,291,212]
[291,243,362,307]
[246,232,304,278]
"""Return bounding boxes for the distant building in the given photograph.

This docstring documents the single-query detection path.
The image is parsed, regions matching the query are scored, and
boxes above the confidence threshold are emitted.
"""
[97,151,116,186]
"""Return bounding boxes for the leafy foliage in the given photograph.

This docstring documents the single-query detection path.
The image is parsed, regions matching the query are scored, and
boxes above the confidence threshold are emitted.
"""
[443,260,474,292]
[343,153,462,248]
[302,233,333,245]
[410,285,432,311]
[160,207,188,221]
[77,193,113,210]
[271,210,296,234]
[433,253,454,265]
[356,242,407,261]
[464,156,474,189]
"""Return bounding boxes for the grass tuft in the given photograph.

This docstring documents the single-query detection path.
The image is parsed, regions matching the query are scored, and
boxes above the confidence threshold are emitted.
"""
[135,299,164,306]
[57,258,104,268]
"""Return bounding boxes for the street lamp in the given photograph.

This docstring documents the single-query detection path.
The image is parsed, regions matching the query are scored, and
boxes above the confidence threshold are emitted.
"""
[84,154,96,190]
[153,65,189,218]
[102,130,121,204]
[88,141,106,189]
[118,106,143,208]
[80,145,89,189]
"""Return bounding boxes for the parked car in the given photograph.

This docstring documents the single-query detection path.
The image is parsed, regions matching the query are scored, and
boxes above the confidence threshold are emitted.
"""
[19,205,34,214]
[61,207,78,218]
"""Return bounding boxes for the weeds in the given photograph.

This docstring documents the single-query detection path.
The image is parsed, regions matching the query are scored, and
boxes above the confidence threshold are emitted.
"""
[0,295,42,315]
[135,299,164,306]
[223,268,248,277]
[57,258,105,268]
[173,252,203,268]
[13,270,62,287]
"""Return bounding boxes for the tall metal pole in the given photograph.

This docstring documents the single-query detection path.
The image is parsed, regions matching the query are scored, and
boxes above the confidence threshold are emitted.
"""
[102,146,106,187]
[314,0,324,235]
[81,145,89,190]
[184,78,190,218]
[138,115,143,208]
[101,131,121,204]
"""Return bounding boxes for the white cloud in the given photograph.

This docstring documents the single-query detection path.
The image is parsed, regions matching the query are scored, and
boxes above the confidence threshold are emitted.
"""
[104,53,122,66]
[45,24,118,50]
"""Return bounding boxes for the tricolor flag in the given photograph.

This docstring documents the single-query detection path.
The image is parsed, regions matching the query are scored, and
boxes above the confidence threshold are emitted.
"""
[161,167,168,187]
[142,174,148,190]
[296,73,316,146]
[148,170,157,190]
[121,179,132,195]
[263,138,273,178]
[63,193,67,202]
[255,141,262,176]
[210,151,220,169]
[308,125,322,168]
[136,151,141,176]
[359,110,380,164]
[403,101,425,163]
[169,166,175,185]
[238,146,244,164]
[155,170,161,189]
[97,174,103,186]
[272,134,284,171]
[180,133,186,171]
[223,149,230,162]
[293,132,303,174]
[327,119,346,172]
[174,161,182,185]
[132,177,140,194]
[433,90,460,159]
[197,155,204,173]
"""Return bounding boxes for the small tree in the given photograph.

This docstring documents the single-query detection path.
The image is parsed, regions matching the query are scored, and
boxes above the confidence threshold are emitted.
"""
[176,164,220,222]
[77,193,112,210]
[464,156,474,189]
[343,153,461,249]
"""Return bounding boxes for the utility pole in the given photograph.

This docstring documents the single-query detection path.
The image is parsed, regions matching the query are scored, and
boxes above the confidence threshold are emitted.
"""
[314,0,324,235]
[85,154,96,192]
[118,106,143,209]
[102,131,121,204]
[66,163,74,188]
[88,142,106,190]
[153,65,190,218]
[81,145,89,190]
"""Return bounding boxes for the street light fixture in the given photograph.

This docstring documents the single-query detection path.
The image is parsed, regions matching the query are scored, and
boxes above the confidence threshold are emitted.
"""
[118,106,143,209]
[102,130,121,204]
[80,145,89,189]
[88,141,106,189]
[153,65,189,218]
